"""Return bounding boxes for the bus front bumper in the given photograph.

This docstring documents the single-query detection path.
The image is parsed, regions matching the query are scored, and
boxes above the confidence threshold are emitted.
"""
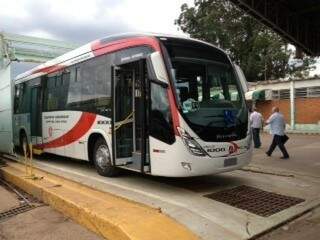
[150,138,253,177]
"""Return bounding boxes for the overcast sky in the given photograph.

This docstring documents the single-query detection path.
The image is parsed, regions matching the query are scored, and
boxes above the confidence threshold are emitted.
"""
[1,0,319,76]
[0,0,194,43]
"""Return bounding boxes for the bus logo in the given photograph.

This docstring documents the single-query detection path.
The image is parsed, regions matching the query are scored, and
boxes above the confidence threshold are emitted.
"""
[229,142,239,154]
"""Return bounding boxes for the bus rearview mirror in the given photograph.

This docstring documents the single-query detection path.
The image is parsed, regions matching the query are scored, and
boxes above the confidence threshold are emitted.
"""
[147,52,170,86]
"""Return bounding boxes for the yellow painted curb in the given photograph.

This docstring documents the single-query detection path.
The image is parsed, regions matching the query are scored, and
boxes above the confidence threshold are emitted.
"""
[0,161,199,240]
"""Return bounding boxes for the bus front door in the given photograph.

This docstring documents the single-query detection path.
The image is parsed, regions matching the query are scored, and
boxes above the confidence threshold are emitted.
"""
[112,60,148,172]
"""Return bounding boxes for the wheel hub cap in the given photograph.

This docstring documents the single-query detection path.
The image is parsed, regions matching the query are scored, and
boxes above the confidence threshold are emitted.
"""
[96,145,110,170]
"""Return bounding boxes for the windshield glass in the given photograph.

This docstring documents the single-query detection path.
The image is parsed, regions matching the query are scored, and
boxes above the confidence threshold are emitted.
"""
[161,38,248,142]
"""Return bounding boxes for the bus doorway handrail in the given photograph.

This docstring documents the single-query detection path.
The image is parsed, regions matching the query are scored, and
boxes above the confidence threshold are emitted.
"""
[114,111,134,131]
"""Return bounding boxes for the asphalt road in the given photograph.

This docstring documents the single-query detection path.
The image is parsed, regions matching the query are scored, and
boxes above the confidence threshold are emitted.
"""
[251,133,320,177]
[1,133,319,240]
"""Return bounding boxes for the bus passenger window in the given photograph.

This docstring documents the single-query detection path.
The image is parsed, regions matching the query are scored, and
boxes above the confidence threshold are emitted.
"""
[14,83,31,113]
[66,56,112,117]
[75,67,80,82]
[14,85,23,114]
[43,72,70,111]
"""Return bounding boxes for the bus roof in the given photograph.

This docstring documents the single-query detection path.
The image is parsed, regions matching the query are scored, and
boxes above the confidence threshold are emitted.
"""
[14,33,225,84]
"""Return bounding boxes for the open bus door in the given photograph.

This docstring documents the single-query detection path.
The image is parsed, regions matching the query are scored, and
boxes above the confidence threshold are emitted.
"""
[111,59,149,173]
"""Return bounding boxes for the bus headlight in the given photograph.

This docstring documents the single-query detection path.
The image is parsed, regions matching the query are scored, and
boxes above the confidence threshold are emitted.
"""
[177,127,208,157]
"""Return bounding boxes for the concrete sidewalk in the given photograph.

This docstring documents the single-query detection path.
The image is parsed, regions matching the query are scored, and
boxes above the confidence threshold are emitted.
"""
[257,206,320,240]
[0,183,102,240]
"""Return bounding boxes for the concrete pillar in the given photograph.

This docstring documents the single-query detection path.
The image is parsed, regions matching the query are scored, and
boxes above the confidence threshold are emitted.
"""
[290,80,295,130]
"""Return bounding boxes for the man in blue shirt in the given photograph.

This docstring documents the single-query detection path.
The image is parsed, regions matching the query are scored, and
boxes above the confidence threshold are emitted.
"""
[265,107,289,159]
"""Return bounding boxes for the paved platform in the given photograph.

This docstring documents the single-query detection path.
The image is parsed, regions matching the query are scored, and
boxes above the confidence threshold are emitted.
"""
[0,184,102,240]
[0,161,198,240]
[0,186,20,212]
[1,133,320,240]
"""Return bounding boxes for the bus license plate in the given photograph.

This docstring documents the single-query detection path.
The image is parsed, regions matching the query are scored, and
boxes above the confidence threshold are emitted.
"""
[224,157,237,167]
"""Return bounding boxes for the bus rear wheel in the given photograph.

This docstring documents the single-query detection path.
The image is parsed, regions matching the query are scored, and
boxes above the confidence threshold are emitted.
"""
[93,137,118,177]
[20,132,30,157]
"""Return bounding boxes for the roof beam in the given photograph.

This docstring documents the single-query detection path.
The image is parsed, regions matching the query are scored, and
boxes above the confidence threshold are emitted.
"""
[229,0,320,56]
[292,4,320,16]
[0,32,80,64]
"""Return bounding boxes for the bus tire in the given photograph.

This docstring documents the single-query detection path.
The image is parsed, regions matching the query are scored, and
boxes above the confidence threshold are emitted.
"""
[20,131,30,157]
[93,137,118,177]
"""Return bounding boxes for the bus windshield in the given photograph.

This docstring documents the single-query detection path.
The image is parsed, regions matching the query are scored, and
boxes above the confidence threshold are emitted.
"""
[161,38,248,142]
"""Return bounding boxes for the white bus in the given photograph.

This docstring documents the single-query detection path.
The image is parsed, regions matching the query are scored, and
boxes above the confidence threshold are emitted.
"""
[13,33,252,177]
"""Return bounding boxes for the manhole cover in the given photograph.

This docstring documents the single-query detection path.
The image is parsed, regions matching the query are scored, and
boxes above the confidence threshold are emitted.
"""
[0,204,34,222]
[205,185,305,217]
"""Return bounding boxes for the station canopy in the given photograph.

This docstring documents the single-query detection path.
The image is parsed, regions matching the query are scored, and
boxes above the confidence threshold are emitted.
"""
[230,0,320,56]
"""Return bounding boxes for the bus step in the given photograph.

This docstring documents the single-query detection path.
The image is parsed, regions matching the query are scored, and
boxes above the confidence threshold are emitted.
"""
[124,152,150,172]
[130,151,142,170]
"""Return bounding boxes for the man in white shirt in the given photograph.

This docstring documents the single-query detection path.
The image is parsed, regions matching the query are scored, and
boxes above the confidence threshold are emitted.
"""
[250,107,263,148]
[265,107,289,159]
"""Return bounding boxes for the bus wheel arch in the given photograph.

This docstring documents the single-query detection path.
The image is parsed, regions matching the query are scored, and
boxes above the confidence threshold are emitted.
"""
[88,133,103,164]
[88,134,119,177]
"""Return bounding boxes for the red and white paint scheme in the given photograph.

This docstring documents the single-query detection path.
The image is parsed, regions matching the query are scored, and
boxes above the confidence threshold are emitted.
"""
[13,33,252,177]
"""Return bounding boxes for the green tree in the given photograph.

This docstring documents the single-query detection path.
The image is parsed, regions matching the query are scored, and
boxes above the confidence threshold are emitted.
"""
[175,0,314,82]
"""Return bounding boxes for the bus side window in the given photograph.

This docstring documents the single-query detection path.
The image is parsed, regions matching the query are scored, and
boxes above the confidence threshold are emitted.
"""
[14,83,31,114]
[59,70,70,109]
[66,56,112,117]
[46,75,58,111]
[14,85,21,114]
[43,71,70,111]
[67,66,82,109]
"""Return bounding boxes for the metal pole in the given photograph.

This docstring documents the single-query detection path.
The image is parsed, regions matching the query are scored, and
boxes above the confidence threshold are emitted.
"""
[290,80,295,130]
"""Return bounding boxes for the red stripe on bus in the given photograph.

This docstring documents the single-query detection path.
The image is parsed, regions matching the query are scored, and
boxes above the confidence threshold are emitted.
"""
[91,36,161,56]
[30,37,160,77]
[167,87,180,136]
[32,65,65,75]
[36,112,96,149]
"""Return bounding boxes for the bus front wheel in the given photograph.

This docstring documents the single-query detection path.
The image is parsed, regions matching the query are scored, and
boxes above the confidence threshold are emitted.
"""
[93,137,118,177]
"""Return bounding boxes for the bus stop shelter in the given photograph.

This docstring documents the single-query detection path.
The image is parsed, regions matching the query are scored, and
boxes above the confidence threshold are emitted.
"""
[230,0,320,56]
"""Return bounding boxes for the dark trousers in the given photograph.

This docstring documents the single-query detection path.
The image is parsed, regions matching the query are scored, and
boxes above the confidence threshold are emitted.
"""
[252,128,261,148]
[266,135,289,158]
